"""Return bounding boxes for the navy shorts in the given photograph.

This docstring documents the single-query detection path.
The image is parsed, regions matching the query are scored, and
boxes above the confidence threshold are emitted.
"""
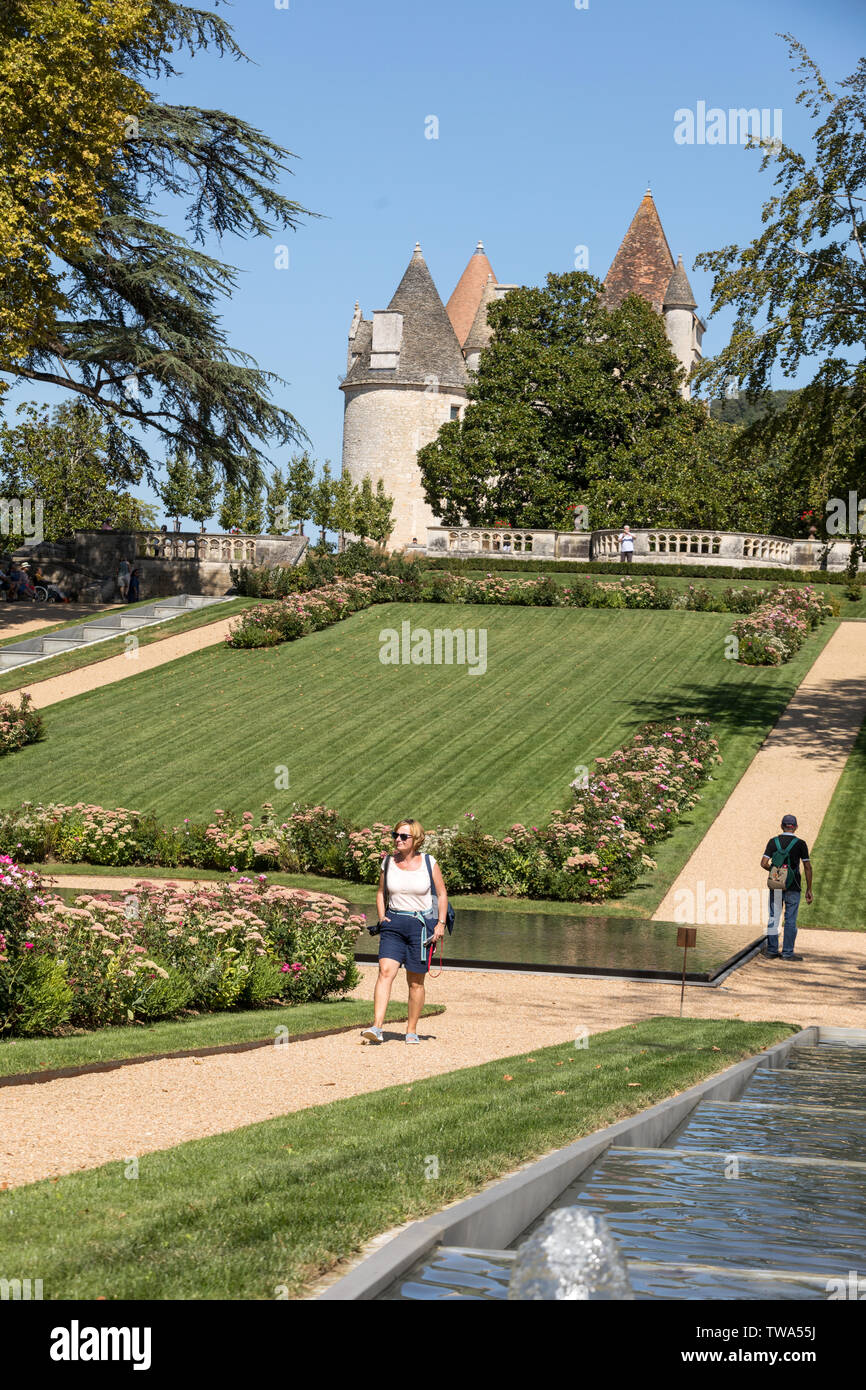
[378,910,430,974]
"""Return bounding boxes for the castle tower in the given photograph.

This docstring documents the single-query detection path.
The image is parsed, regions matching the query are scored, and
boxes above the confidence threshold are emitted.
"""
[341,244,469,550]
[663,255,703,392]
[603,190,704,397]
[446,240,497,348]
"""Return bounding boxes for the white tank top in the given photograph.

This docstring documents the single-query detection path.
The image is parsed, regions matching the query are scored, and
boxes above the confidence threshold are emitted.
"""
[385,855,436,913]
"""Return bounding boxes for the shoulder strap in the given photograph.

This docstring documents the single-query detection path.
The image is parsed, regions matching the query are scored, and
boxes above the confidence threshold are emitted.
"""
[424,854,436,895]
[382,854,391,904]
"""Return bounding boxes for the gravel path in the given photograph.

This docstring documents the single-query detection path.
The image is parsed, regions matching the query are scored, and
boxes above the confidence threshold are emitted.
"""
[654,621,866,924]
[1,932,864,1189]
[5,616,237,709]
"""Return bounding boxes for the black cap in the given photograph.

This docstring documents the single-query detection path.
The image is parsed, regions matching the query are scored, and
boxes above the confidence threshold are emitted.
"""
[781,814,798,827]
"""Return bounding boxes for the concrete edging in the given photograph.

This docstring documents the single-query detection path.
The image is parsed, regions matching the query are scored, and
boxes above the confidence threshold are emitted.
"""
[316,1026,817,1301]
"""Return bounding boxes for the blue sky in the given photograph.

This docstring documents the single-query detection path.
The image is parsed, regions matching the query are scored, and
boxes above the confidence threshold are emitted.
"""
[7,0,864,521]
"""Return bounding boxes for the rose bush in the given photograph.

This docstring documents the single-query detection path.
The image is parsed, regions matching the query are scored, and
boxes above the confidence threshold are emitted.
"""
[0,869,364,1036]
[0,694,45,757]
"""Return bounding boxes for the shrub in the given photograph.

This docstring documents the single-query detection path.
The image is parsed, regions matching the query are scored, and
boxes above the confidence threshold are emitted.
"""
[0,694,45,757]
[0,953,72,1036]
[0,870,365,1036]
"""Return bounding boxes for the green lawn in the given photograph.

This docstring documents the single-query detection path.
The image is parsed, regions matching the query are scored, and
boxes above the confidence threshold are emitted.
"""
[0,596,256,695]
[808,715,866,930]
[0,1001,444,1078]
[0,603,839,846]
[0,1017,795,1299]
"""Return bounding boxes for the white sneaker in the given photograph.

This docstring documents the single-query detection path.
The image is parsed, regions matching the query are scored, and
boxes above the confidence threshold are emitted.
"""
[405,1032,420,1044]
[360,1026,384,1044]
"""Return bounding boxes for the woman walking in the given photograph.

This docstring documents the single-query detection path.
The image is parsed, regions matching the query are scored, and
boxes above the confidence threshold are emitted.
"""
[360,818,448,1045]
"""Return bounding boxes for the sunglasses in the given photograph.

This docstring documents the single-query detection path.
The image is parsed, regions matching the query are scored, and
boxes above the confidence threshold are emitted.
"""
[392,831,413,841]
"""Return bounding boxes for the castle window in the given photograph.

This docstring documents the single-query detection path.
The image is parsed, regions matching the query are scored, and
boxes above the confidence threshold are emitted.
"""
[450,406,460,421]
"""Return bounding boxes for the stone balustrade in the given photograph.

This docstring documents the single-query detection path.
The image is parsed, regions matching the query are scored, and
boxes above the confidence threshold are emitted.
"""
[426,526,857,571]
[136,532,258,563]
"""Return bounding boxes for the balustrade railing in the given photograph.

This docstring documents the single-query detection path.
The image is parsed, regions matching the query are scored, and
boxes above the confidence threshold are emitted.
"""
[136,532,257,563]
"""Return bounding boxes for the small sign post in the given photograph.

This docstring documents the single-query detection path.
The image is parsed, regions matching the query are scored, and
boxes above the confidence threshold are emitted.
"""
[677,927,697,1017]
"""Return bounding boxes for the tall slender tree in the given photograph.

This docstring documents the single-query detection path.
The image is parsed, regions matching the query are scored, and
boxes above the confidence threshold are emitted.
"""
[265,467,289,534]
[311,462,335,550]
[285,451,315,534]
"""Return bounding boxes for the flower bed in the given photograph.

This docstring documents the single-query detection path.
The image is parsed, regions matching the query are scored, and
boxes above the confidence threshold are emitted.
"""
[0,718,721,905]
[226,573,406,648]
[225,569,836,654]
[0,865,363,1037]
[730,585,834,665]
[0,694,45,757]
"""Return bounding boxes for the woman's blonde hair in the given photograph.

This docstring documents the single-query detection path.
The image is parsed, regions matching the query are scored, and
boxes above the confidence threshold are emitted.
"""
[393,817,425,851]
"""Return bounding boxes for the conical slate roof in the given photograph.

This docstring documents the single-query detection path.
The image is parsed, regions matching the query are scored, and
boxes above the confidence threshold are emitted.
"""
[342,244,468,390]
[463,273,500,355]
[663,254,697,310]
[604,190,675,309]
[446,240,497,347]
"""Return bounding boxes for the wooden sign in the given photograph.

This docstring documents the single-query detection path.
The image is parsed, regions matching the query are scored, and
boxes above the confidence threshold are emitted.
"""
[677,927,697,948]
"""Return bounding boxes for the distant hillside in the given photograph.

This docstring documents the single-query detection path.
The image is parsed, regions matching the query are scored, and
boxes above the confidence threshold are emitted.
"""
[709,389,800,428]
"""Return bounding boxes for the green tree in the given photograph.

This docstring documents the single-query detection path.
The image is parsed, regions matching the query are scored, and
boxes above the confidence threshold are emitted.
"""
[310,461,335,551]
[0,399,155,543]
[285,451,315,534]
[189,458,219,529]
[373,478,395,545]
[1,1,314,482]
[265,468,289,534]
[331,468,357,547]
[0,0,151,377]
[242,481,264,535]
[417,271,699,528]
[218,481,244,533]
[693,36,866,528]
[159,449,195,529]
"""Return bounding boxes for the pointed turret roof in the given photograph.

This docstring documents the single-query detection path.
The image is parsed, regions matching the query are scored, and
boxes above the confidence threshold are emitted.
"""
[446,240,497,347]
[663,254,697,310]
[604,190,675,309]
[463,274,500,355]
[342,243,468,390]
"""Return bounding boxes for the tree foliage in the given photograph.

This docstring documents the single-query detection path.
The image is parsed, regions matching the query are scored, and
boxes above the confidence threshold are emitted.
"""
[418,271,717,529]
[0,0,314,482]
[0,400,156,544]
[0,0,151,378]
[693,36,866,522]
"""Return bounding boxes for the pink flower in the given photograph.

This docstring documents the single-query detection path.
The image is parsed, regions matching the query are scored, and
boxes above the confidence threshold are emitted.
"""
[23,941,34,949]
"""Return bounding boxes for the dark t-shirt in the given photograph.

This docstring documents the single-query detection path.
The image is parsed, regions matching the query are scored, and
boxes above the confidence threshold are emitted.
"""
[764,834,810,892]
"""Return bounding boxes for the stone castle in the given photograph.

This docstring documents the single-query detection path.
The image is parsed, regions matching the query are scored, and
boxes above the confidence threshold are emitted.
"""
[340,190,703,551]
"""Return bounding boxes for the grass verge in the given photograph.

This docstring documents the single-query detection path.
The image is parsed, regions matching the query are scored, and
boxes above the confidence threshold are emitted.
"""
[0,1001,444,1079]
[0,1017,795,1298]
[808,713,866,930]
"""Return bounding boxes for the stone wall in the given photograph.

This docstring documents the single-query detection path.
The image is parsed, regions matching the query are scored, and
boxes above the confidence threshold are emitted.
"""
[16,530,308,600]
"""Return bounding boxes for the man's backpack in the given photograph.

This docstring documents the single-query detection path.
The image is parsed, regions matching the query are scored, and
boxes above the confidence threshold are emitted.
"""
[767,836,796,891]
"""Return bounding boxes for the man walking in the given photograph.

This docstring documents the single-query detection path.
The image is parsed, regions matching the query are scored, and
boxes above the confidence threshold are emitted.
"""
[760,814,812,961]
